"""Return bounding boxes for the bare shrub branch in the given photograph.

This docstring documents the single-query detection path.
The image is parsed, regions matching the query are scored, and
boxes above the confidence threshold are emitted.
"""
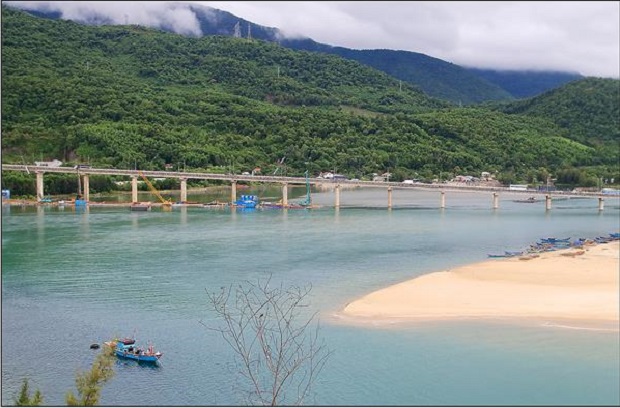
[201,275,331,406]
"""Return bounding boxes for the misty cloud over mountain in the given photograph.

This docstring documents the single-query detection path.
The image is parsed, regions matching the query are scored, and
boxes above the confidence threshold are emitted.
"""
[6,1,207,35]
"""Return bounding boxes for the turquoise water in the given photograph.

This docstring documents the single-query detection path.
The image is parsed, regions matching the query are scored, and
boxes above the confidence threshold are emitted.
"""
[2,188,619,406]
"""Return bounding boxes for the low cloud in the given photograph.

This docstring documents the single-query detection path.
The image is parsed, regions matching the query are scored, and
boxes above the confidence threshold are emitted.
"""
[6,1,203,36]
[5,1,619,78]
[201,1,620,78]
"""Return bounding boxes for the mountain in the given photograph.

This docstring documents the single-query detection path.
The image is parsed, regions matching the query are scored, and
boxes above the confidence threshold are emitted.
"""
[6,2,580,104]
[2,5,616,193]
[1,4,453,176]
[498,77,620,147]
[467,68,584,99]
[279,39,514,105]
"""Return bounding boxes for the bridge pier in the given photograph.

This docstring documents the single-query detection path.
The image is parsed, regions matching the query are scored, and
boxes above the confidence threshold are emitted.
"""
[231,181,237,203]
[335,184,340,208]
[492,192,499,209]
[545,195,552,211]
[83,175,90,201]
[282,183,288,207]
[440,191,446,209]
[387,187,393,209]
[598,197,605,211]
[36,171,44,200]
[180,178,187,203]
[131,176,138,203]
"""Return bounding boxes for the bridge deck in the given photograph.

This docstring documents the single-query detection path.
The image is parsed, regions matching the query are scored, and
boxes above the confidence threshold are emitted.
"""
[1,164,612,198]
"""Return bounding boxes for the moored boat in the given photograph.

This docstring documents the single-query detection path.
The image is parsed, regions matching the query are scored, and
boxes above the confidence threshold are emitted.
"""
[513,196,538,203]
[130,202,152,211]
[539,237,571,243]
[203,200,229,208]
[105,337,162,364]
[487,253,513,258]
[234,195,259,209]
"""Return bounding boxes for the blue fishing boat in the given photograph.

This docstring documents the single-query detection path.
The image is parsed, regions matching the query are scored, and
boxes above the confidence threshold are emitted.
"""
[539,237,570,243]
[105,338,162,364]
[234,194,259,209]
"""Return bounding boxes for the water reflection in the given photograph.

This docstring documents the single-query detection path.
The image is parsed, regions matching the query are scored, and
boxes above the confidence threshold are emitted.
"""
[36,205,45,244]
[179,206,188,225]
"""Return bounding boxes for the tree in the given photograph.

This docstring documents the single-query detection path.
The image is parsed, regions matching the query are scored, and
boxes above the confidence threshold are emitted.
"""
[65,347,115,406]
[202,276,331,406]
[14,379,43,406]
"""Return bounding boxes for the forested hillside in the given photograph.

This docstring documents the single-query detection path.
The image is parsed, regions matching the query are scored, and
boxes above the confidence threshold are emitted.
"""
[12,2,579,104]
[2,6,618,195]
[280,40,514,105]
[495,78,620,169]
[499,78,619,145]
[467,68,584,99]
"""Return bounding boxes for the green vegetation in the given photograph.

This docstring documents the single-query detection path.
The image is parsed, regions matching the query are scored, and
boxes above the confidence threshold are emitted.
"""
[498,78,619,146]
[12,347,115,407]
[411,108,594,176]
[14,379,43,406]
[466,68,583,99]
[493,77,620,186]
[65,347,115,406]
[2,6,618,193]
[323,47,515,104]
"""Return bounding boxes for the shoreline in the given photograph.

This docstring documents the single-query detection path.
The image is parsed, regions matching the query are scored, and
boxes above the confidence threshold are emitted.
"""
[339,241,619,328]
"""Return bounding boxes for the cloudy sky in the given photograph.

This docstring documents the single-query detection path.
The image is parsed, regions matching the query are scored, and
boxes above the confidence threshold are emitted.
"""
[6,1,619,78]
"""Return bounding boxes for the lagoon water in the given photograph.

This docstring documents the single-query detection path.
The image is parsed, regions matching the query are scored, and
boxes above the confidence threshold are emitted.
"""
[2,187,619,406]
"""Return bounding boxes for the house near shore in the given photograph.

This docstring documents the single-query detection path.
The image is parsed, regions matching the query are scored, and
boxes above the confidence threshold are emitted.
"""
[372,172,392,182]
[452,175,479,183]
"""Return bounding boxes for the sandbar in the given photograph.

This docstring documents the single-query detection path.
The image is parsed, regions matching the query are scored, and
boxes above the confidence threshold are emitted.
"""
[342,241,619,325]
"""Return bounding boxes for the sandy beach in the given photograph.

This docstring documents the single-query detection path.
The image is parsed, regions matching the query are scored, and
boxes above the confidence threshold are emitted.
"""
[342,241,619,325]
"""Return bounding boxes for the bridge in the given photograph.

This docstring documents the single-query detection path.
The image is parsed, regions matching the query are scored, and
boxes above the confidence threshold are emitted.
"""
[1,164,613,211]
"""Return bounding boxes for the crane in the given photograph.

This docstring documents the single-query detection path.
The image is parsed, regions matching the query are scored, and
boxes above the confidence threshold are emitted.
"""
[299,170,312,207]
[138,171,172,207]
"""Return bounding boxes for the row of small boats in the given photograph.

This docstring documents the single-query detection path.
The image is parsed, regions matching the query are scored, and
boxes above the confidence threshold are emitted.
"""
[206,195,312,210]
[487,233,619,258]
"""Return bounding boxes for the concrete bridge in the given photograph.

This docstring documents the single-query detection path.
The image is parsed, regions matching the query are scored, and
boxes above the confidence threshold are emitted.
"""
[1,164,612,211]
